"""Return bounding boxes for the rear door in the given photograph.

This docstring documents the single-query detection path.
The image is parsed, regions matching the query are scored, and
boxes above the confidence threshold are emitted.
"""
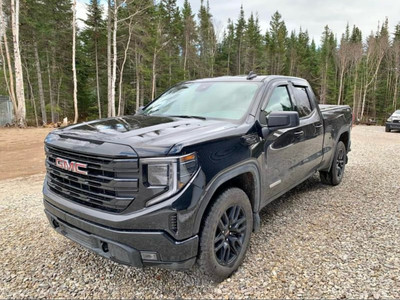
[288,82,324,179]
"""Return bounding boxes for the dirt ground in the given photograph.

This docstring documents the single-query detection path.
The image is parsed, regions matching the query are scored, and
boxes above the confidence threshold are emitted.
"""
[0,128,52,180]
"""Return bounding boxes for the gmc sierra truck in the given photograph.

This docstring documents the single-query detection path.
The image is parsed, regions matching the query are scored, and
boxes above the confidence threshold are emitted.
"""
[43,75,352,282]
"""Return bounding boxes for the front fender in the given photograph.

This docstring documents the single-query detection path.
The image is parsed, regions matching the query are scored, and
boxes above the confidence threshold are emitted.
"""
[192,159,262,235]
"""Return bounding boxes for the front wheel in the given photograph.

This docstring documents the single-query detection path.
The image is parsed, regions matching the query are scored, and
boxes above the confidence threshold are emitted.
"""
[198,188,253,282]
[385,126,391,132]
[320,141,347,186]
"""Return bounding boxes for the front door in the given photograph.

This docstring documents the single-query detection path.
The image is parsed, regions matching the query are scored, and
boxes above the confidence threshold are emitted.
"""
[259,81,303,204]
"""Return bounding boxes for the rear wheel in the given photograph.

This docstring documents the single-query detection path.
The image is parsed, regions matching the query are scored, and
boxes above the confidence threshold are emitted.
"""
[198,188,253,282]
[320,141,347,186]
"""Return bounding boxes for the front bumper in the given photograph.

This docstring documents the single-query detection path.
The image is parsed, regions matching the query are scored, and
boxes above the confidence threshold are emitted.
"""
[44,201,198,269]
[386,122,400,130]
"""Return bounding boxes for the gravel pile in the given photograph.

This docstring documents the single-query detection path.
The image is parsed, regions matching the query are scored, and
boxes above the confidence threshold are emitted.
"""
[1,125,399,298]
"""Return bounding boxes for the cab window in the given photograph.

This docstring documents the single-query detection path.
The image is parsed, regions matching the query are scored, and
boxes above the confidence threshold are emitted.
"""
[293,86,313,118]
[260,85,295,125]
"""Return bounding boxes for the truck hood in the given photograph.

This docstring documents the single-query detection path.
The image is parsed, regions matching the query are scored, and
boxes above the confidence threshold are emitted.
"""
[50,115,241,157]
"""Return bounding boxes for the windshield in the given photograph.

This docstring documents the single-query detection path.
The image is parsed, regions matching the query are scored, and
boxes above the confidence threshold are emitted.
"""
[143,82,261,120]
[394,110,400,115]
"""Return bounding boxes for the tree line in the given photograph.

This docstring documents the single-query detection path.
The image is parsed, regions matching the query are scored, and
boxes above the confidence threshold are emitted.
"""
[0,0,399,127]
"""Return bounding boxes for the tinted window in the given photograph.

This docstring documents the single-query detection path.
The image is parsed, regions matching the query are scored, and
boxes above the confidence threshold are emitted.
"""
[293,86,313,117]
[263,86,294,116]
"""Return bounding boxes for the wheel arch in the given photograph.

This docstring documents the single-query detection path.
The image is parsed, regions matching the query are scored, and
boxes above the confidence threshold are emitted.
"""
[322,127,351,172]
[193,160,262,235]
[338,130,350,151]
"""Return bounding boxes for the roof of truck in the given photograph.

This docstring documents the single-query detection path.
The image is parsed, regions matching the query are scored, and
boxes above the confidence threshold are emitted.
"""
[188,75,308,83]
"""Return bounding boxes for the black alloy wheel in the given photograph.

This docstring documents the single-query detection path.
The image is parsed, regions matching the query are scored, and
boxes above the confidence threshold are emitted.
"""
[214,205,247,266]
[336,146,346,179]
[198,188,253,282]
[320,141,347,186]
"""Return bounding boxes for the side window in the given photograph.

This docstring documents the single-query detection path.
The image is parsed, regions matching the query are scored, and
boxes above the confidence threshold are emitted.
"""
[263,86,294,116]
[293,86,313,117]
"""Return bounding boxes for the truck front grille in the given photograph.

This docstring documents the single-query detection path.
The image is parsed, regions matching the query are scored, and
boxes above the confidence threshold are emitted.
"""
[45,145,139,212]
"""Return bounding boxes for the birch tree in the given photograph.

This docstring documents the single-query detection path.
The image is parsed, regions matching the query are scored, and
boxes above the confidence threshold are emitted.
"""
[360,26,389,121]
[0,2,17,119]
[336,29,352,105]
[107,0,112,117]
[346,26,363,119]
[392,24,400,111]
[33,41,46,125]
[117,17,133,116]
[10,0,26,126]
[72,0,78,123]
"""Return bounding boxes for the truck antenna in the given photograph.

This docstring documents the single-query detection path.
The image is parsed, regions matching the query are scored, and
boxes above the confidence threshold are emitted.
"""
[247,71,257,80]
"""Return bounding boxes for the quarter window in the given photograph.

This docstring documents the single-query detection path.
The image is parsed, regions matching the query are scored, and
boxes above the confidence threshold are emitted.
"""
[293,86,313,117]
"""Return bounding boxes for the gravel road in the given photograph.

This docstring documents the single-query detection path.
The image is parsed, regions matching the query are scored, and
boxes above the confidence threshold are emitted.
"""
[1,125,399,298]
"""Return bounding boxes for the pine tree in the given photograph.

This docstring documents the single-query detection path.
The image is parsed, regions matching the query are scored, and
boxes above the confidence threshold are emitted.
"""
[83,0,106,118]
[320,25,336,104]
[234,6,246,74]
[244,13,262,73]
[181,0,197,79]
[286,30,297,76]
[267,11,287,74]
[296,29,311,78]
[198,0,216,77]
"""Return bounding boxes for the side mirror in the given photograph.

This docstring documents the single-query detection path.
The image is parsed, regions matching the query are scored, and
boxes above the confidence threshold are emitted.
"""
[267,111,300,130]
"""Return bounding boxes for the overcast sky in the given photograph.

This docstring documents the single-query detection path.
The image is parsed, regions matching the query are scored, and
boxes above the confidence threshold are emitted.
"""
[77,0,400,44]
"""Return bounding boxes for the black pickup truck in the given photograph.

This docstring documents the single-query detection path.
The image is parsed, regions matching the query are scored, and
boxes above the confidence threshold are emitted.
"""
[43,75,352,281]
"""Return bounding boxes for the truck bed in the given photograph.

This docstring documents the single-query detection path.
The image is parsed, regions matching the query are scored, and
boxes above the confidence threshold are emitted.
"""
[319,104,352,122]
[318,104,352,171]
[319,104,349,112]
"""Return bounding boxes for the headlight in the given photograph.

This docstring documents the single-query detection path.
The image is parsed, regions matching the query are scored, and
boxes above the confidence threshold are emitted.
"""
[387,117,393,122]
[142,153,199,206]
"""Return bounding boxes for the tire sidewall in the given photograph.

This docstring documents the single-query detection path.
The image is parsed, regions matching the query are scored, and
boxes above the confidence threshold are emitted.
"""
[199,188,253,281]
[331,141,346,185]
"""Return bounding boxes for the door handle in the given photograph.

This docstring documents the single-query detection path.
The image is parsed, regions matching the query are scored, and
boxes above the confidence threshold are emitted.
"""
[314,123,323,128]
[294,130,304,136]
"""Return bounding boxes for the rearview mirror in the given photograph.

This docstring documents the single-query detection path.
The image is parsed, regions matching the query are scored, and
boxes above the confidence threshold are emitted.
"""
[267,111,300,130]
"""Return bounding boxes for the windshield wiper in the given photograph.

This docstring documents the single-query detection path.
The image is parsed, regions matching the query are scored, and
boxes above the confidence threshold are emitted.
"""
[168,115,207,120]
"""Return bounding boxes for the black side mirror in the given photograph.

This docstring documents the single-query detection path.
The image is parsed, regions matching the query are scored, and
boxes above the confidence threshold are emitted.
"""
[267,111,300,130]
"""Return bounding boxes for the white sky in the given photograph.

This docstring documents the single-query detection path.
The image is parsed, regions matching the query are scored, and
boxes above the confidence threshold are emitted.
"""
[77,0,400,44]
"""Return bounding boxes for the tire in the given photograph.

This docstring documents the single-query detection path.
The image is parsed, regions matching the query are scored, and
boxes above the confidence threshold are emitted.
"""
[198,188,253,282]
[385,126,391,132]
[320,141,347,186]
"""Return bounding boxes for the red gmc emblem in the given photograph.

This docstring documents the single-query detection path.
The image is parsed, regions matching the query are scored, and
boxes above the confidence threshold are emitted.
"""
[55,157,88,175]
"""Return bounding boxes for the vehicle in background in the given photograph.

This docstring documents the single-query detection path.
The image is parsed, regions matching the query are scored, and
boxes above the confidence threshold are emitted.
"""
[386,110,400,132]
